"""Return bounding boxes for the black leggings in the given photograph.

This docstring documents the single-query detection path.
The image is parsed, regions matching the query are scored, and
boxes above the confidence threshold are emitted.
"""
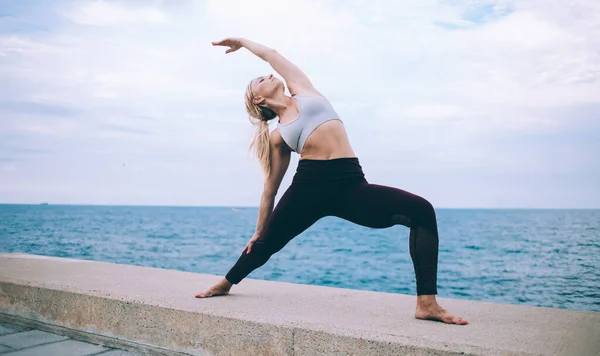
[225,157,439,296]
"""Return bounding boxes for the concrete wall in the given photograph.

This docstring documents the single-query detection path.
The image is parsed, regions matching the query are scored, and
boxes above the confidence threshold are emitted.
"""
[0,252,598,356]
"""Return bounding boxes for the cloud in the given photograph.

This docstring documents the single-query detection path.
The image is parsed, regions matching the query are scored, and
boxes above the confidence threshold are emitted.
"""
[61,1,168,26]
[97,124,153,135]
[0,101,80,116]
[0,36,60,55]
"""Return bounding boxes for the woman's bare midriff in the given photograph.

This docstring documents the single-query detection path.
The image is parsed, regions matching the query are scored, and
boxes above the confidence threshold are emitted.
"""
[299,120,356,160]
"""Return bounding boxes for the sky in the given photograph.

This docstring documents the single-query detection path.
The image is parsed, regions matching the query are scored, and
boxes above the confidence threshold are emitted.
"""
[0,0,598,208]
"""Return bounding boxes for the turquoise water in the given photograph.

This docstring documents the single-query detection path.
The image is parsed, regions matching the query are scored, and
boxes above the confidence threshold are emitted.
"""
[1,204,599,312]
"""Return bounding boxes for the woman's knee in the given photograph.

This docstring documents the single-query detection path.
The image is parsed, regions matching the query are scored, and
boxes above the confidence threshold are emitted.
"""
[420,196,435,215]
[413,195,437,227]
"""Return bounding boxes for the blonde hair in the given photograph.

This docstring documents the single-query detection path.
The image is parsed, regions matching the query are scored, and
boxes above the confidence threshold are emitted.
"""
[245,81,277,176]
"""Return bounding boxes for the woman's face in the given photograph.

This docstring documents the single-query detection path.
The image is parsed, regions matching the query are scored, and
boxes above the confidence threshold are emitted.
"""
[251,74,283,105]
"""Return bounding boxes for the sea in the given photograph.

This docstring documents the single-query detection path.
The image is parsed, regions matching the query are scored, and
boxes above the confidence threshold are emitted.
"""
[1,204,598,312]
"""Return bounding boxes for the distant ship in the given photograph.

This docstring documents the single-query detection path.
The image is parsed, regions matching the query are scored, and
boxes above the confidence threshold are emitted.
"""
[40,202,49,205]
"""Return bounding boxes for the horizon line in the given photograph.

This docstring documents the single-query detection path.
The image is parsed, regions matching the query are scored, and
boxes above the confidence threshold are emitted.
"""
[0,203,598,210]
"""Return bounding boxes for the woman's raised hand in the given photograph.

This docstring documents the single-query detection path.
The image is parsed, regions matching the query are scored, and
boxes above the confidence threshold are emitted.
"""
[212,38,244,54]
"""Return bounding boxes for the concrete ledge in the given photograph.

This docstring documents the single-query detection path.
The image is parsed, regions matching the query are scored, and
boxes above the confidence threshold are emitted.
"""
[0,253,598,356]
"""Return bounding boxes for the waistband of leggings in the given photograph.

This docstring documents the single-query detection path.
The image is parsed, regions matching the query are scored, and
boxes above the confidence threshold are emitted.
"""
[293,157,365,183]
[297,157,360,165]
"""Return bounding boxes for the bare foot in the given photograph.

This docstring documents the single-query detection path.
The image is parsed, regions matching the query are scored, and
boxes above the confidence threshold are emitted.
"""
[415,304,468,325]
[195,279,232,298]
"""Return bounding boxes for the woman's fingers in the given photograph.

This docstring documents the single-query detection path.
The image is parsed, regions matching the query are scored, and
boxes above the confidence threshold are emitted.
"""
[212,38,232,46]
[241,242,253,254]
[212,39,242,54]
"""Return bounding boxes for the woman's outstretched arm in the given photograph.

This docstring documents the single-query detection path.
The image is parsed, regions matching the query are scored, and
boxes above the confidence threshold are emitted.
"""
[212,37,319,95]
[241,129,291,255]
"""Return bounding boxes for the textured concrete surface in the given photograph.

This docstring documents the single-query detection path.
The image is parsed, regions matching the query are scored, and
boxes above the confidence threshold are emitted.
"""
[0,322,141,355]
[1,252,599,356]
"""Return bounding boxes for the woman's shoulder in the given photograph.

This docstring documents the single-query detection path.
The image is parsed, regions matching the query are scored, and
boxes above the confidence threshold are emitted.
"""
[270,128,293,152]
[269,127,287,145]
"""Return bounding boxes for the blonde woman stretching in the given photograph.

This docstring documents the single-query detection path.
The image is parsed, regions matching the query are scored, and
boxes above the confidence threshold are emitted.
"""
[196,37,468,325]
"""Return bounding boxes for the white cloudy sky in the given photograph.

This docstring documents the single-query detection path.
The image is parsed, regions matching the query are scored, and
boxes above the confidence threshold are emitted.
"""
[0,0,598,208]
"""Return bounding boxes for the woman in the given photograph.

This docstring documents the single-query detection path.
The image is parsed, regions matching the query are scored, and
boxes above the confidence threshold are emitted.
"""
[195,38,468,325]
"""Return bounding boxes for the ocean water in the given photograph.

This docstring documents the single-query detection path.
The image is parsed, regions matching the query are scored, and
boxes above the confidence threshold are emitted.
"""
[1,204,599,312]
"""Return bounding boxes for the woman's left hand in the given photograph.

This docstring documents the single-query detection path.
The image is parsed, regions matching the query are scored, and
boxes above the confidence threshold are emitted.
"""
[212,38,244,54]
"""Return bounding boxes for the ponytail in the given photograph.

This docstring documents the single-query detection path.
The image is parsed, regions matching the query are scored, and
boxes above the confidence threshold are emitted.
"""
[249,119,271,176]
[245,82,277,176]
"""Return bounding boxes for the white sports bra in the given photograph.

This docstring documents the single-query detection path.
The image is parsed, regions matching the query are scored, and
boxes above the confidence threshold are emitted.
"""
[277,95,343,153]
